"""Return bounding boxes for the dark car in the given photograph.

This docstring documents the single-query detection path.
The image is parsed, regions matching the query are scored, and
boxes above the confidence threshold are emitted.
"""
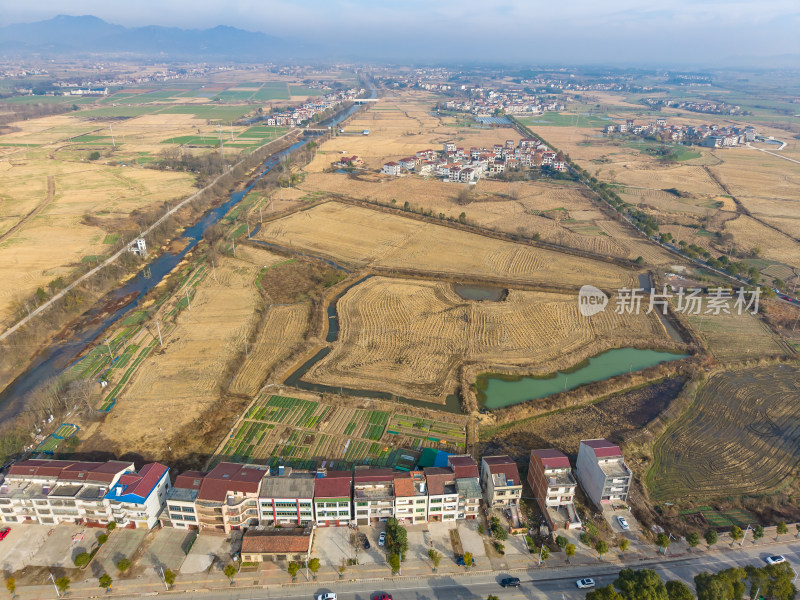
[361,534,370,550]
[500,577,521,588]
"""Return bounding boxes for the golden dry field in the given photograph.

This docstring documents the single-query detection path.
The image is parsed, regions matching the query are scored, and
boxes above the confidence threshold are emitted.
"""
[304,276,670,403]
[228,302,311,397]
[0,153,195,327]
[85,249,282,457]
[256,201,640,289]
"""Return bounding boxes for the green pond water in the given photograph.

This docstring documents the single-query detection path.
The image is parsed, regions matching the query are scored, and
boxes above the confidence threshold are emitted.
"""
[479,348,687,409]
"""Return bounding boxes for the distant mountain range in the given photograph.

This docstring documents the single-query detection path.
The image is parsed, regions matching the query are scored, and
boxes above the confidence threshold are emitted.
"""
[0,15,304,60]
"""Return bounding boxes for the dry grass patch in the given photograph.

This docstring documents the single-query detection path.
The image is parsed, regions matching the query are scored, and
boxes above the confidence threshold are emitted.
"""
[94,254,263,458]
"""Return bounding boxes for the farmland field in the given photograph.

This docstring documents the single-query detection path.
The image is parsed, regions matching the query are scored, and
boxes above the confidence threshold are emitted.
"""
[303,276,671,403]
[81,249,286,458]
[214,393,467,469]
[681,299,791,361]
[256,201,640,290]
[648,365,800,501]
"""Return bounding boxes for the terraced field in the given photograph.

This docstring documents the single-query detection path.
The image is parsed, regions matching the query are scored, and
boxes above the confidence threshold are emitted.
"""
[304,276,671,403]
[648,365,800,501]
[214,393,467,470]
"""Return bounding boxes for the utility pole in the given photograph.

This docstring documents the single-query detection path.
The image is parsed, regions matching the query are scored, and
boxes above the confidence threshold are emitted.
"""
[109,125,116,149]
[185,288,191,310]
[104,338,113,362]
[156,321,163,346]
[211,259,217,282]
[538,543,543,566]
[232,236,236,256]
[259,205,263,224]
[159,567,169,591]
[741,524,751,546]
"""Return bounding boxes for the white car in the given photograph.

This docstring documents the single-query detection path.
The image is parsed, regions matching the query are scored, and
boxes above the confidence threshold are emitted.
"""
[765,555,786,565]
[577,578,595,589]
[617,516,630,530]
[316,594,337,600]
[378,532,386,546]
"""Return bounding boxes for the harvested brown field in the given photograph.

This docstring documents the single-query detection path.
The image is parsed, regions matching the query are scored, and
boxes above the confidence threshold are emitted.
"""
[304,276,671,403]
[229,302,311,397]
[722,215,800,263]
[648,365,800,501]
[256,201,639,289]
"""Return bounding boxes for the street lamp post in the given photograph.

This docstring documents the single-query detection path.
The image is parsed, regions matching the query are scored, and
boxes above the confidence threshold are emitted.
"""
[48,572,60,598]
[159,566,169,591]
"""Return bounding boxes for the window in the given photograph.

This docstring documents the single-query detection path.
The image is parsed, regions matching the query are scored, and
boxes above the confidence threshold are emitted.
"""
[183,506,194,512]
[184,515,196,522]
[168,505,181,512]
[171,514,183,521]
[415,508,425,513]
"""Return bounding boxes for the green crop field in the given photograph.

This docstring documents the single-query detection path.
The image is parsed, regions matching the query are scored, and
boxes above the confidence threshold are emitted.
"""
[161,135,221,146]
[252,83,290,101]
[214,394,467,470]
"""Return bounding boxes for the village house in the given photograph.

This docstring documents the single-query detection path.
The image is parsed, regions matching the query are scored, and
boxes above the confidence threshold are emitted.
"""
[195,462,267,533]
[353,467,395,525]
[382,161,401,176]
[423,467,459,522]
[164,470,204,530]
[398,157,417,171]
[448,455,481,520]
[575,439,631,509]
[0,459,169,529]
[240,525,314,563]
[258,467,315,527]
[312,470,352,527]
[527,449,580,531]
[480,455,522,508]
[393,471,428,524]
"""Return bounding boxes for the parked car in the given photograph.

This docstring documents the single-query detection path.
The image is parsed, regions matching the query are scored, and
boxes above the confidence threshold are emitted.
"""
[0,528,9,541]
[766,555,786,565]
[362,534,371,550]
[373,594,392,600]
[456,555,475,566]
[378,532,386,546]
[316,594,337,600]
[500,577,521,588]
[617,516,630,530]
[577,578,596,589]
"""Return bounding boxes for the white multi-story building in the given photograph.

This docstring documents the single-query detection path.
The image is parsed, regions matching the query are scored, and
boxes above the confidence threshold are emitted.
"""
[423,467,459,522]
[259,468,315,526]
[165,470,204,530]
[313,470,352,527]
[393,471,428,524]
[480,456,522,508]
[0,459,169,529]
[353,468,395,526]
[575,439,631,508]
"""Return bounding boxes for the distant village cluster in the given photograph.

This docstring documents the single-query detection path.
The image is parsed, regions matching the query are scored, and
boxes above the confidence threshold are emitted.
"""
[604,117,757,148]
[370,139,567,184]
[9,65,234,95]
[441,91,566,116]
[640,97,744,115]
[263,87,363,127]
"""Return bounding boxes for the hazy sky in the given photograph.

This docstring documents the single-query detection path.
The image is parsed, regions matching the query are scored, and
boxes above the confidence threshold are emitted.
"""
[1,0,799,65]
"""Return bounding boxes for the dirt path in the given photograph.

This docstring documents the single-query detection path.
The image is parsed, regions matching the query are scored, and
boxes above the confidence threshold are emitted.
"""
[0,175,54,244]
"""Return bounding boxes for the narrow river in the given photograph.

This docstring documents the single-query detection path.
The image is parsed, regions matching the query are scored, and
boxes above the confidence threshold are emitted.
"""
[0,98,370,424]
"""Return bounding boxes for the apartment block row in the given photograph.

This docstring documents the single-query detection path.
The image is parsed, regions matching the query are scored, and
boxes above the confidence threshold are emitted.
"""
[0,459,170,529]
[527,439,631,531]
[165,455,521,533]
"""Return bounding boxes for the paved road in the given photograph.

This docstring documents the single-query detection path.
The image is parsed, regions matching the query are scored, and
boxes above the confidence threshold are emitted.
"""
[23,539,798,600]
